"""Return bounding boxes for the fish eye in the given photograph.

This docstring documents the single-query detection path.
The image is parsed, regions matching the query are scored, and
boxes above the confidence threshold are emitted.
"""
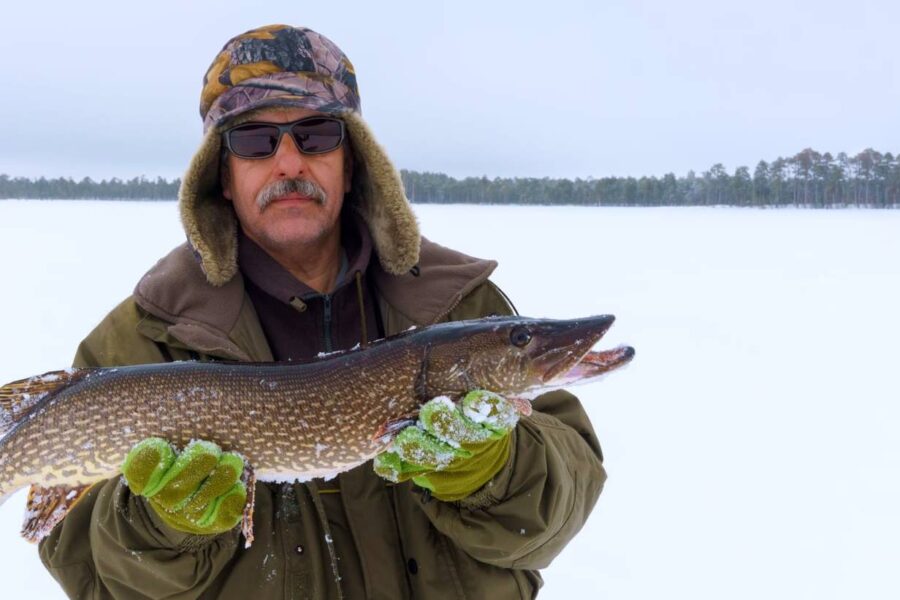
[510,326,532,348]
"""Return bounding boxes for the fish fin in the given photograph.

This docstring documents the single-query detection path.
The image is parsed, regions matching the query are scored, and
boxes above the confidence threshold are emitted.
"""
[21,483,96,543]
[508,396,533,417]
[0,369,91,437]
[241,466,256,549]
[372,412,419,443]
[414,344,431,402]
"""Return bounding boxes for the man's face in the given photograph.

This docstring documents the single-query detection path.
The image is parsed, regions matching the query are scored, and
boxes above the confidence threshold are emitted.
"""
[221,106,352,257]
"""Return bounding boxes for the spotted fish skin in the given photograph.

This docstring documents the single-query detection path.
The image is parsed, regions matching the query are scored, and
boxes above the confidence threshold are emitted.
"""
[0,315,633,508]
[0,344,423,498]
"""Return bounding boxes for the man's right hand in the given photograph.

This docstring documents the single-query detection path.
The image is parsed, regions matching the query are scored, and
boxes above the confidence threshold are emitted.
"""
[122,437,247,535]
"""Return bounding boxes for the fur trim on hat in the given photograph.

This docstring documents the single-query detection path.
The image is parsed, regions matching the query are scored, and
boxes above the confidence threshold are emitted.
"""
[343,112,420,278]
[178,113,420,287]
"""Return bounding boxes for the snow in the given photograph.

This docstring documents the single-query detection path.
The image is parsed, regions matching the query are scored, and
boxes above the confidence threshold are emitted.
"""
[428,396,455,410]
[185,439,220,455]
[463,397,493,423]
[255,469,340,484]
[1,200,899,599]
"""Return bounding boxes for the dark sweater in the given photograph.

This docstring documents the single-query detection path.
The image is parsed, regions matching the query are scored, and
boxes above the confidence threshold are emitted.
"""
[238,214,382,361]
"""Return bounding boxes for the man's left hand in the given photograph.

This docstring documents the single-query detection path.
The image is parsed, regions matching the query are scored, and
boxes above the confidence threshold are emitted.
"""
[373,390,520,501]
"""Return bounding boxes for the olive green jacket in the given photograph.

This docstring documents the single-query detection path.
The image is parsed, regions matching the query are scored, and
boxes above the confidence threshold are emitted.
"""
[39,239,607,599]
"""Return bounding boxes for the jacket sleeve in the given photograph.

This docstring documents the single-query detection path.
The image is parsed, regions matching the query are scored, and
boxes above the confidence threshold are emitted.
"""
[416,282,607,570]
[38,298,240,599]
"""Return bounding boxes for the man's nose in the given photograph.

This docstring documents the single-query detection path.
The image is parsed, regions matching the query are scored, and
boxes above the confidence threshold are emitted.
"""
[272,131,308,177]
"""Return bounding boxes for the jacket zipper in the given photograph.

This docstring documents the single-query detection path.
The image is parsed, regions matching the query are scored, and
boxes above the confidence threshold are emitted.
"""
[323,294,333,352]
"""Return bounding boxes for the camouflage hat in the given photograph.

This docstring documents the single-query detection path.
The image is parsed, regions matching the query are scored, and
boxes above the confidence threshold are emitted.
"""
[200,25,361,133]
[179,24,419,287]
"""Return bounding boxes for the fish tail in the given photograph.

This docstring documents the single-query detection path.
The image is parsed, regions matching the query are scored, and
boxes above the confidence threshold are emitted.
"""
[0,368,95,531]
[21,484,97,543]
[0,368,90,439]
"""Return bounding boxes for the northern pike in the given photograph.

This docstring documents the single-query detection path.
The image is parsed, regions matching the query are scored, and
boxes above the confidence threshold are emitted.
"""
[0,314,634,545]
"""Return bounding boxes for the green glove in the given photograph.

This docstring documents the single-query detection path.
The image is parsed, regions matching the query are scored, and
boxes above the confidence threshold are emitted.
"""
[122,437,247,535]
[374,390,520,501]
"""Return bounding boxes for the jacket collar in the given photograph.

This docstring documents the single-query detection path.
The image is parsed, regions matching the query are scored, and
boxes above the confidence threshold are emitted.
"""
[132,237,497,358]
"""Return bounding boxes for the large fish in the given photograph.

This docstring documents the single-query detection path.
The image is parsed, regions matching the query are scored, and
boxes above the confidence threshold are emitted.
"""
[0,314,634,545]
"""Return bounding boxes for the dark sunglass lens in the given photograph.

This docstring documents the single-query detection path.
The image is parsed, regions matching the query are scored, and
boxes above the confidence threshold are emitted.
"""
[291,118,343,153]
[228,124,280,157]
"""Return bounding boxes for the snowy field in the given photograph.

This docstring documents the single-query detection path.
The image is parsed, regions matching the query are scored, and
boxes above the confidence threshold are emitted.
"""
[0,200,898,599]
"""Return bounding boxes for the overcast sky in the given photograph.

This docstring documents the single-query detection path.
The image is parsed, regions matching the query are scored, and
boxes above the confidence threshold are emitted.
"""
[1,0,897,180]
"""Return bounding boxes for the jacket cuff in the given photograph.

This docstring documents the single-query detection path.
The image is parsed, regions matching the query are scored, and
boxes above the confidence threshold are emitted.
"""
[121,480,237,552]
[455,427,518,510]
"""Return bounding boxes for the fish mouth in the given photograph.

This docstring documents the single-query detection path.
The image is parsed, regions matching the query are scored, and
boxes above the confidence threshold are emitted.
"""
[554,345,635,386]
[510,341,635,418]
[527,315,619,383]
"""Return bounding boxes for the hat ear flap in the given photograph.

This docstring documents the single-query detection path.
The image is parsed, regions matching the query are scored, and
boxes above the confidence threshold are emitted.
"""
[343,112,420,275]
[179,128,239,286]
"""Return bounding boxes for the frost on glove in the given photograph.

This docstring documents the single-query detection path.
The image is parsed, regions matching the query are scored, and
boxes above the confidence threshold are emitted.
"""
[122,437,247,536]
[374,390,520,502]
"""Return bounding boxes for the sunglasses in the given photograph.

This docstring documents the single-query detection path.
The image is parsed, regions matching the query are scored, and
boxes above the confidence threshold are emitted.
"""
[223,116,345,159]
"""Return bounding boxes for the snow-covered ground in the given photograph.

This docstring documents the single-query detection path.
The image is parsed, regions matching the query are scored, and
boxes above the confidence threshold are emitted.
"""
[1,200,898,599]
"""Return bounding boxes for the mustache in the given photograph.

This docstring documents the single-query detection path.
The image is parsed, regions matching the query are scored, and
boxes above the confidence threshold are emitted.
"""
[256,178,328,210]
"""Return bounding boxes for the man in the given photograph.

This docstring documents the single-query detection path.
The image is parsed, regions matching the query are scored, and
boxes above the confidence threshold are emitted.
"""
[38,25,606,599]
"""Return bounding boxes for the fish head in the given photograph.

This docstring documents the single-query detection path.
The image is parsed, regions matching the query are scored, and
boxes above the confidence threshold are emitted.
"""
[419,315,630,397]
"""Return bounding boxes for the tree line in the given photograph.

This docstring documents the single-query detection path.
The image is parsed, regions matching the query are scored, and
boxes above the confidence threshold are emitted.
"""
[402,149,899,207]
[2,148,898,207]
[0,175,179,200]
